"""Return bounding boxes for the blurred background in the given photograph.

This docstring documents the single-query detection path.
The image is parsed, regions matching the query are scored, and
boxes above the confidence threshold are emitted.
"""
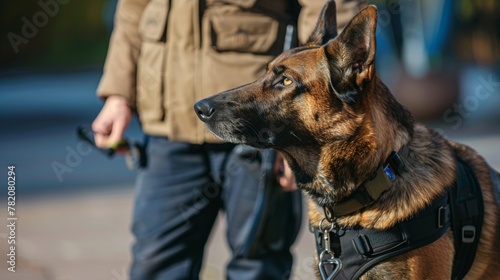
[0,0,499,279]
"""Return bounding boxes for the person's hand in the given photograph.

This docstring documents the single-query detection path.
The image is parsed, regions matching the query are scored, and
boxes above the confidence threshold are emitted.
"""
[274,152,297,192]
[92,95,132,154]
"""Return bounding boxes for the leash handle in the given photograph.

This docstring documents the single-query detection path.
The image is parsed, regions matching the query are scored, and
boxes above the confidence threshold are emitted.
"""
[76,125,147,169]
[77,126,115,157]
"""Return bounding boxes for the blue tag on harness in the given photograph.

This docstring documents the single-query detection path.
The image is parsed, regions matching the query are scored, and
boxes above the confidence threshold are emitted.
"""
[384,166,396,181]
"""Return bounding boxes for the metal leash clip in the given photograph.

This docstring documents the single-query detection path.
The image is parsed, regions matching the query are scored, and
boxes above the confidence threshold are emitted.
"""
[318,218,343,280]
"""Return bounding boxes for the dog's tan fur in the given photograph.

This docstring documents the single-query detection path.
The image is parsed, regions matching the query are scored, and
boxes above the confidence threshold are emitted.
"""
[195,2,500,278]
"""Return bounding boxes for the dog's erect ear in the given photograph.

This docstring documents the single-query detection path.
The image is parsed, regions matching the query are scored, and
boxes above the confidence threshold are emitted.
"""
[305,0,337,46]
[327,5,377,93]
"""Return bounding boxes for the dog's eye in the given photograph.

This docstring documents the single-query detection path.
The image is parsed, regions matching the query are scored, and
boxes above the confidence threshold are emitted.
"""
[282,77,293,86]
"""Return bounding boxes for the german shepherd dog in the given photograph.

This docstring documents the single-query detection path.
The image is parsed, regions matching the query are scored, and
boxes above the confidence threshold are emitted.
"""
[195,1,500,279]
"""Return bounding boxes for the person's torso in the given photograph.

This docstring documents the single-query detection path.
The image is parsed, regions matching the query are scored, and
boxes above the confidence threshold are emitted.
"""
[135,0,297,143]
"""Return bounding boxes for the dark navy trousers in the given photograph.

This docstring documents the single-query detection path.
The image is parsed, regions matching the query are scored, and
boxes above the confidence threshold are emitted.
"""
[130,137,302,279]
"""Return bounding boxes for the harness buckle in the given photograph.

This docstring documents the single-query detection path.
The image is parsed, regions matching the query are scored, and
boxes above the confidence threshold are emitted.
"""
[386,151,405,175]
[438,206,449,228]
[353,234,372,255]
[462,225,476,243]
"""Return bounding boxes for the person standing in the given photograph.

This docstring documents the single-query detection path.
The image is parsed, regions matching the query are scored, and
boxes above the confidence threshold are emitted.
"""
[92,0,366,279]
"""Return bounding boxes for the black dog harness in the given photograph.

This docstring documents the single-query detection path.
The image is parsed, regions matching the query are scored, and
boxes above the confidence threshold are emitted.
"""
[314,153,484,280]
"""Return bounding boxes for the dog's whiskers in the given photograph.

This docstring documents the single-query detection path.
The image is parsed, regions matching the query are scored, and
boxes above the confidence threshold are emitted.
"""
[239,119,260,139]
[290,131,303,142]
[227,100,243,106]
[328,78,335,93]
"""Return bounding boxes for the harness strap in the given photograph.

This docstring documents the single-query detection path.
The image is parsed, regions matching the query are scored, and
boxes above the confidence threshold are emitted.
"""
[490,166,500,207]
[450,156,484,280]
[315,191,451,279]
[314,155,485,280]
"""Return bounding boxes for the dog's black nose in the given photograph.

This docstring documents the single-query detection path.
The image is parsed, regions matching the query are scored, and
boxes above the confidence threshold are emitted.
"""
[194,99,216,121]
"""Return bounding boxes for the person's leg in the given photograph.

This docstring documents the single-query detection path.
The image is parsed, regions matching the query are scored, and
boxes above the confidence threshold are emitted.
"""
[222,145,303,280]
[130,137,221,280]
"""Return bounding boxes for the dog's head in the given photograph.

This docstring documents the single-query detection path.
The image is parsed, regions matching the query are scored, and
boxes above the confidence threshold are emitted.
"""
[195,2,413,203]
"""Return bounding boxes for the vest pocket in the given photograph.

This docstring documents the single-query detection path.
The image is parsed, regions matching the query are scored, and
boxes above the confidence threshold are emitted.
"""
[209,10,280,55]
[138,0,168,42]
[136,0,168,122]
[136,41,165,122]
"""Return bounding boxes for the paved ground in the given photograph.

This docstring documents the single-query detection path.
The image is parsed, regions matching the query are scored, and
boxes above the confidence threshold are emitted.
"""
[1,133,499,280]
[0,187,316,280]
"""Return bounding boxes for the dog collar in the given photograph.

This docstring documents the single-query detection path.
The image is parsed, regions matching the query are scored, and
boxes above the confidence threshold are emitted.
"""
[326,145,410,218]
